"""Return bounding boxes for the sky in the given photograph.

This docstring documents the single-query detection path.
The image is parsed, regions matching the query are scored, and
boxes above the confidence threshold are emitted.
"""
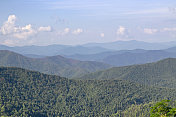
[0,0,176,46]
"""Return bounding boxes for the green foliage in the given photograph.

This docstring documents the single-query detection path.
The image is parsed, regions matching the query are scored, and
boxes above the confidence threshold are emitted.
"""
[1,67,176,116]
[0,50,110,78]
[150,100,176,117]
[112,102,154,117]
[80,58,176,88]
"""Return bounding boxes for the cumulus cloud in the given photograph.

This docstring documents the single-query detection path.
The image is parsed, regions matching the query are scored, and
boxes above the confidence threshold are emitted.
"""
[72,28,83,35]
[144,28,158,34]
[100,33,105,37]
[0,15,17,35]
[38,26,51,32]
[116,26,131,39]
[13,24,37,39]
[117,26,126,35]
[0,15,52,39]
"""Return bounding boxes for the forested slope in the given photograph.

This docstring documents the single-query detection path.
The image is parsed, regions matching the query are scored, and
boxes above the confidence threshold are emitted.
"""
[0,67,176,116]
[80,58,176,88]
[0,50,110,78]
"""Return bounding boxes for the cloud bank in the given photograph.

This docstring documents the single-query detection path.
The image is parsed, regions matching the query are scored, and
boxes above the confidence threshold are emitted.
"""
[0,15,51,39]
[38,26,51,32]
[144,28,158,34]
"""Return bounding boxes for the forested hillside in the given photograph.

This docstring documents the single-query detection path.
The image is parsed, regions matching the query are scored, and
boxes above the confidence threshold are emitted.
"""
[1,67,176,116]
[113,102,154,117]
[80,58,176,88]
[0,50,110,78]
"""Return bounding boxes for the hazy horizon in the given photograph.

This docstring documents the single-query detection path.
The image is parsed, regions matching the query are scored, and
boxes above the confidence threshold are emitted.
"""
[1,39,176,47]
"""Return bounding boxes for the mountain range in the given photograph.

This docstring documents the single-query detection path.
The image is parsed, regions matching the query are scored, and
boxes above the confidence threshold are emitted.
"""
[0,44,110,56]
[1,40,176,116]
[66,48,176,66]
[1,40,176,57]
[82,40,176,50]
[0,50,110,78]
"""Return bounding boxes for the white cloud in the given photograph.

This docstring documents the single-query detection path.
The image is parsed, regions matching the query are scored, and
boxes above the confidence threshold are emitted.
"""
[13,24,36,39]
[162,28,176,32]
[117,26,126,35]
[38,26,51,32]
[0,15,17,35]
[72,28,83,35]
[63,28,70,34]
[57,28,70,35]
[57,28,84,36]
[100,33,104,37]
[0,15,52,39]
[116,26,131,40]
[144,28,158,34]
[143,27,176,35]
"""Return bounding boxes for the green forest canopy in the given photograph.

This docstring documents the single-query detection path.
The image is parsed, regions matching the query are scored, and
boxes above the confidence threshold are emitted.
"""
[0,67,176,116]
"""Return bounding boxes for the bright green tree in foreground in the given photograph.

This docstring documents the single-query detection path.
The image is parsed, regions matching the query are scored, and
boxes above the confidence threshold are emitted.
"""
[150,100,176,117]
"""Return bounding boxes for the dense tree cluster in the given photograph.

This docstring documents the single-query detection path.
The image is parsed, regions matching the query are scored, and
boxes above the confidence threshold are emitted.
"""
[0,67,176,116]
[80,58,176,88]
[150,100,176,117]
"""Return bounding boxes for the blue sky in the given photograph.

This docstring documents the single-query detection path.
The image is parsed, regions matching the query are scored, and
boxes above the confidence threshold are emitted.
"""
[0,0,176,46]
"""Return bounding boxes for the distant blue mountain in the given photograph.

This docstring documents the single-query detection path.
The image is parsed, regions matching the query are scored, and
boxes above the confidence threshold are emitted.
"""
[55,46,111,55]
[65,49,147,61]
[83,40,176,50]
[165,46,176,53]
[0,44,110,56]
[0,44,69,56]
[66,49,176,67]
[102,50,176,66]
[1,40,176,57]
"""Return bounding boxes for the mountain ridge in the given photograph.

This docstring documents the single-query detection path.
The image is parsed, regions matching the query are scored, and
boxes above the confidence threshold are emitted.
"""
[79,58,176,88]
[0,50,111,78]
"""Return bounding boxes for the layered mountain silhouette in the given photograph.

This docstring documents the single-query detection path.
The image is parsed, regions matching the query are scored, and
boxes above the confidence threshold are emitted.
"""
[0,44,110,56]
[67,49,176,66]
[1,40,176,56]
[0,50,110,78]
